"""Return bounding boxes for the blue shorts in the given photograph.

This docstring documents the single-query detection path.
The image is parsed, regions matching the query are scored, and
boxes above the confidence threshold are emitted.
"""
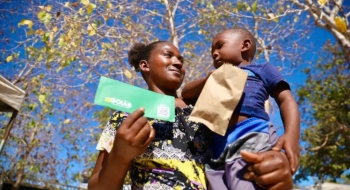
[205,117,278,190]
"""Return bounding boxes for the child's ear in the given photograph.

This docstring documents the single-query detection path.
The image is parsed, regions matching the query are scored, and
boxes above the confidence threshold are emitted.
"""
[139,60,150,72]
[242,39,252,52]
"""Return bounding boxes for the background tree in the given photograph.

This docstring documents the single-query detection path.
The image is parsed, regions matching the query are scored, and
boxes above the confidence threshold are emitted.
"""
[296,41,350,184]
[291,0,350,64]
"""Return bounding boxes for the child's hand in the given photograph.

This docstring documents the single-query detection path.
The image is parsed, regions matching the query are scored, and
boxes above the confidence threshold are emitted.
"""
[272,134,300,174]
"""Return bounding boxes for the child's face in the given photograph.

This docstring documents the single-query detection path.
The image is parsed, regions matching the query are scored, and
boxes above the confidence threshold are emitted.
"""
[211,31,243,69]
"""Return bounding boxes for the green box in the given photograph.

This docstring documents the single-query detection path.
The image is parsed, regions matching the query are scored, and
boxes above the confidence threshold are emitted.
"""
[94,76,175,122]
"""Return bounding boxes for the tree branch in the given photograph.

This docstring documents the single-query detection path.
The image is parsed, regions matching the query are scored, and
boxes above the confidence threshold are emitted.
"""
[163,0,179,47]
[310,134,329,151]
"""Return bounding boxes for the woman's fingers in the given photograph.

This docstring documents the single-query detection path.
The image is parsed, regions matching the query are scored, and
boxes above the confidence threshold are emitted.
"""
[134,123,152,145]
[121,108,146,130]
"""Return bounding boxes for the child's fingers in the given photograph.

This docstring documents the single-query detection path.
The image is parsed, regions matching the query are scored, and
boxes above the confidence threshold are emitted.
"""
[286,149,297,174]
[292,154,300,175]
[272,138,284,151]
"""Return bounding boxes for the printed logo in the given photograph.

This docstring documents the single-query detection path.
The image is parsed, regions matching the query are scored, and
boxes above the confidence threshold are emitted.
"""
[157,104,170,118]
[105,97,132,109]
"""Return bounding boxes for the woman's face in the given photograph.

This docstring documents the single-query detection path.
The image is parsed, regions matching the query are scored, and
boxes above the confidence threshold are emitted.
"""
[147,42,186,91]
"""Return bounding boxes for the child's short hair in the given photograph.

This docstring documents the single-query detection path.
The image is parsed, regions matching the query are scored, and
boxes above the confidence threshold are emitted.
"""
[228,28,257,62]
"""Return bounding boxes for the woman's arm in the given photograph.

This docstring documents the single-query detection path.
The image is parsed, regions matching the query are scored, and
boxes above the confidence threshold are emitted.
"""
[88,150,131,190]
[88,108,155,190]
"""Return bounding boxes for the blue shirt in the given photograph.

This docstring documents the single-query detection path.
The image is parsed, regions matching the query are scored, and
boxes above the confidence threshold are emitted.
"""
[233,62,290,121]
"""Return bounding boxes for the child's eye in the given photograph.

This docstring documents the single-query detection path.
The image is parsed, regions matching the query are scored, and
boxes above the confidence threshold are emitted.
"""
[164,53,171,57]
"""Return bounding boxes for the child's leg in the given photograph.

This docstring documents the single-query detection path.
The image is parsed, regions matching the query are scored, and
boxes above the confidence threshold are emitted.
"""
[206,118,277,190]
[225,121,278,190]
[205,168,228,190]
[225,158,262,189]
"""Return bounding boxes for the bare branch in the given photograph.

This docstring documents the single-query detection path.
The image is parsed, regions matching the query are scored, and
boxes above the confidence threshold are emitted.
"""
[310,134,329,151]
[163,0,179,47]
[223,8,305,22]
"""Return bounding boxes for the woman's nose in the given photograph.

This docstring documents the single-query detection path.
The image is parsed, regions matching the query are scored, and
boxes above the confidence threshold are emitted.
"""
[172,58,183,69]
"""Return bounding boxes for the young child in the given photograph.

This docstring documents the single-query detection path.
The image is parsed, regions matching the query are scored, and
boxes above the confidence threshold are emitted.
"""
[182,28,300,189]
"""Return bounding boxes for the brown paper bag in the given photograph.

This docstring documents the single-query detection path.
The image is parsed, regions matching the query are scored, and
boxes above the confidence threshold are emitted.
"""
[188,64,248,136]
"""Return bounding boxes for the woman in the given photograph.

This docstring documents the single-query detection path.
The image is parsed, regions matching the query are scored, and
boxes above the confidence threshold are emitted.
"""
[88,41,294,190]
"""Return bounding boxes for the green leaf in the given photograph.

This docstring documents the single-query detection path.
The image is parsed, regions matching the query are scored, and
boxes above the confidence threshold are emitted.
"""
[87,3,96,15]
[58,37,65,48]
[37,11,52,24]
[243,2,251,11]
[81,0,90,5]
[6,55,13,62]
[78,8,84,16]
[38,94,47,105]
[18,19,34,29]
[237,2,243,11]
[294,16,299,22]
[252,0,258,12]
[43,32,50,42]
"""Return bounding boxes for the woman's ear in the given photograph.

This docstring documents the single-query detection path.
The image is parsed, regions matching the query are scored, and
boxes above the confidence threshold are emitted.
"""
[139,60,150,73]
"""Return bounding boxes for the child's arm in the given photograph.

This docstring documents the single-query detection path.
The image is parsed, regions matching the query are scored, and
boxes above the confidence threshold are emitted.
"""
[181,71,213,100]
[271,82,300,174]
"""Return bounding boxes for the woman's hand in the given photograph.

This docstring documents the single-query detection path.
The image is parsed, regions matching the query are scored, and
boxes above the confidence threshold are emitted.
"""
[89,108,155,190]
[111,108,155,163]
[241,150,294,190]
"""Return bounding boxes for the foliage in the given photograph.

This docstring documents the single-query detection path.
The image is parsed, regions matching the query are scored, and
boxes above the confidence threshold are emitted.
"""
[295,41,350,183]
[290,0,350,64]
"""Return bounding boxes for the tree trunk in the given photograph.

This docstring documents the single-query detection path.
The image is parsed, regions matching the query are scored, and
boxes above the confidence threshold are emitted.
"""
[13,123,38,189]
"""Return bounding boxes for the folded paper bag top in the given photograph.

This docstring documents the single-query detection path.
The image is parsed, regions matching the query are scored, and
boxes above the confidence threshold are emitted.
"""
[188,64,248,136]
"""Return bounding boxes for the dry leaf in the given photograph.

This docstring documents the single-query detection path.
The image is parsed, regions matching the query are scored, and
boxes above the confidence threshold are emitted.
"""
[6,55,13,62]
[124,69,132,79]
[317,0,327,6]
[334,16,347,33]
[39,5,52,12]
[64,119,71,124]
[87,23,97,36]
[81,0,90,5]
[52,26,58,32]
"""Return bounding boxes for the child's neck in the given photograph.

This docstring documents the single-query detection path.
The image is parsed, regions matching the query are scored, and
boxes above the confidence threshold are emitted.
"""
[231,60,250,67]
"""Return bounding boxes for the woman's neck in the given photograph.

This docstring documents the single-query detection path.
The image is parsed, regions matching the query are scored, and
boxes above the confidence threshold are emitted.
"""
[148,85,178,97]
[148,85,188,108]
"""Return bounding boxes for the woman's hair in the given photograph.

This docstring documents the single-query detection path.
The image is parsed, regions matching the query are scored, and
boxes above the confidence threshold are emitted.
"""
[128,41,168,71]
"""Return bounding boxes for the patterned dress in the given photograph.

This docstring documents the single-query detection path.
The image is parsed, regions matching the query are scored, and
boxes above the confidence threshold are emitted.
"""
[96,105,213,190]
